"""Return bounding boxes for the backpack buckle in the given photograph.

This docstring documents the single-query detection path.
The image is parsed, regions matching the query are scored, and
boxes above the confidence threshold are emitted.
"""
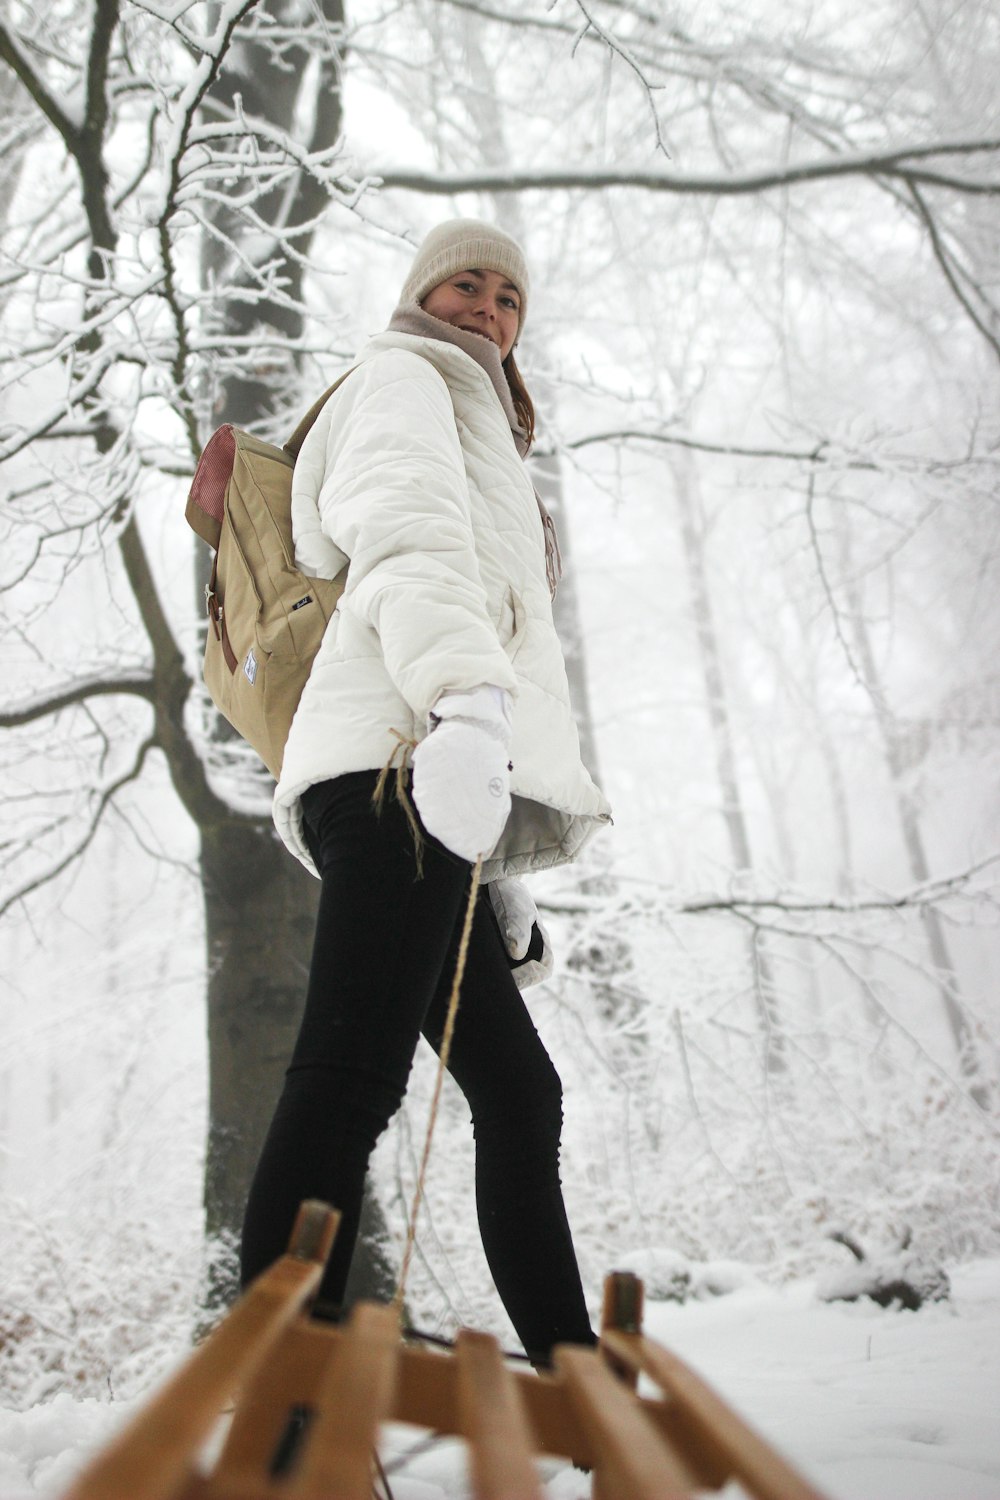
[205,583,222,639]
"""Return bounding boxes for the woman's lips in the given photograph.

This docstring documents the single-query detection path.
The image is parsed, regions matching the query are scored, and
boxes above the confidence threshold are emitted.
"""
[459,324,500,345]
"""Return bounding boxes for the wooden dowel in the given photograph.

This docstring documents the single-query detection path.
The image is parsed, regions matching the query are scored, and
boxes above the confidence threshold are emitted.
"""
[555,1345,694,1500]
[284,1301,399,1498]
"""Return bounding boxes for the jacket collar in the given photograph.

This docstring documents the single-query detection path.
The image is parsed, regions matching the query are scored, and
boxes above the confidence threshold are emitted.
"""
[377,306,562,598]
[386,301,529,457]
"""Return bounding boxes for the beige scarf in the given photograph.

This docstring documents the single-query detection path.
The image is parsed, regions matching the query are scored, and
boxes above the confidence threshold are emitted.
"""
[388,301,563,599]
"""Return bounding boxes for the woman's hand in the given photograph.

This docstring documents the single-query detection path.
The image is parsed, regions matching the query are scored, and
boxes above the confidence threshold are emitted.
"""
[412,686,512,861]
[488,877,554,989]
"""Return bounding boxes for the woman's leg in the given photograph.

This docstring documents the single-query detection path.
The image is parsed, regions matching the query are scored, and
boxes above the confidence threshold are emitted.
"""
[423,891,596,1365]
[239,772,470,1305]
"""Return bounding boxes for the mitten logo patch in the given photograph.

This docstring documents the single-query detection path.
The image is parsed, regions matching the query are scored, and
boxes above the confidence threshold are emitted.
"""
[488,777,504,797]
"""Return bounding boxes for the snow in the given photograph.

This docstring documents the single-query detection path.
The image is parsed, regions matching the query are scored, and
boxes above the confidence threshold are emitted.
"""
[648,1262,1000,1500]
[3,1260,998,1499]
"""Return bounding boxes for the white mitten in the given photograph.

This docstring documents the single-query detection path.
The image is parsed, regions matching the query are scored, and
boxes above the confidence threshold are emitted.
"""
[488,876,554,990]
[510,929,554,990]
[411,685,512,862]
[487,876,539,960]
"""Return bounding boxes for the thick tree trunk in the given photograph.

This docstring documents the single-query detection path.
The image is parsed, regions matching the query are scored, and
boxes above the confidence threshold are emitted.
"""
[199,813,400,1308]
[193,0,398,1304]
[200,818,314,1295]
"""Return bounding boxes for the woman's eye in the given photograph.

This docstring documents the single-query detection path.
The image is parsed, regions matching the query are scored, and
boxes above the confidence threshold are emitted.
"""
[501,296,519,310]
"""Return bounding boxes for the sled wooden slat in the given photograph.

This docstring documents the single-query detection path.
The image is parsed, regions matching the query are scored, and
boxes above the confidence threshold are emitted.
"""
[59,1203,832,1500]
[62,1204,335,1500]
[456,1328,544,1500]
[601,1326,828,1500]
[284,1300,399,1498]
[555,1344,696,1500]
[194,1327,337,1494]
[600,1269,645,1390]
[390,1337,596,1466]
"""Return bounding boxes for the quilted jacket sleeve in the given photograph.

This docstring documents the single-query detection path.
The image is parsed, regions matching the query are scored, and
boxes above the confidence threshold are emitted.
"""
[312,349,518,719]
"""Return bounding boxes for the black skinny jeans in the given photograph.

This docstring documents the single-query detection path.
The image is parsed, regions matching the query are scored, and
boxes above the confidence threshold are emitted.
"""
[239,771,595,1364]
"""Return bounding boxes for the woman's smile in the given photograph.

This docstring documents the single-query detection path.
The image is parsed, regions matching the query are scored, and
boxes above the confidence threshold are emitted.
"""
[421,267,521,360]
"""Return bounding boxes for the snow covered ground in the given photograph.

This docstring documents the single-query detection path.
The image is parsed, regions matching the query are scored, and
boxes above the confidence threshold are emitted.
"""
[3,1259,998,1499]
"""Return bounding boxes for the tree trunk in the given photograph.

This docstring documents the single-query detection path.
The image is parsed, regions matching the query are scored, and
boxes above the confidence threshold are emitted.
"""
[838,533,989,1106]
[194,0,397,1304]
[200,820,313,1262]
[532,450,603,786]
[670,449,785,1073]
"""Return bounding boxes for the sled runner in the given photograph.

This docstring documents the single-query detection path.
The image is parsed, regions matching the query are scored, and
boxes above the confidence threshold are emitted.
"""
[62,1200,829,1500]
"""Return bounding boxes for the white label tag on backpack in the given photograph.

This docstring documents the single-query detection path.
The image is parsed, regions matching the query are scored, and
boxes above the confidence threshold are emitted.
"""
[243,648,258,686]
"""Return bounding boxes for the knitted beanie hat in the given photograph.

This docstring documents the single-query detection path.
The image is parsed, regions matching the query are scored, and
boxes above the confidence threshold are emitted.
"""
[398,219,529,340]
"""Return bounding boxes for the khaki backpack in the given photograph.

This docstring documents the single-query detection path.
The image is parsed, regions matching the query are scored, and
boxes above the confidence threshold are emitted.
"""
[185,374,353,778]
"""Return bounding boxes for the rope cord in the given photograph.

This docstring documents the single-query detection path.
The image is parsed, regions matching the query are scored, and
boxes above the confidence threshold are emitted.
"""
[371,730,424,874]
[402,1322,533,1364]
[372,1446,395,1500]
[393,852,484,1312]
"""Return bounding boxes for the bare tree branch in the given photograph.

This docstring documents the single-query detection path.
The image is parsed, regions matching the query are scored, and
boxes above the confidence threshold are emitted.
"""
[373,137,1000,197]
[116,516,233,829]
[907,181,1000,365]
[0,733,157,921]
[680,854,1000,915]
[0,20,83,149]
[564,427,879,468]
[571,0,670,157]
[802,470,880,706]
[0,675,155,729]
[543,853,1000,919]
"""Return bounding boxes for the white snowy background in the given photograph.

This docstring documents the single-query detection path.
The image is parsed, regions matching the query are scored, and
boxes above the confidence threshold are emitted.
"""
[2,0,999,1495]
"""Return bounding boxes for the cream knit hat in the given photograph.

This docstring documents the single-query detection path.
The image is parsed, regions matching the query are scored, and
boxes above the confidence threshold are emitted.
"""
[398,219,529,340]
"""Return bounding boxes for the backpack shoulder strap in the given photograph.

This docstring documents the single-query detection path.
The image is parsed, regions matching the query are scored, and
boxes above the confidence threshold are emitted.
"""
[284,368,357,459]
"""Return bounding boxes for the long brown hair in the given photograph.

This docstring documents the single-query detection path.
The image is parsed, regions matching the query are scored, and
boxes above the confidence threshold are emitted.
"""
[503,350,535,448]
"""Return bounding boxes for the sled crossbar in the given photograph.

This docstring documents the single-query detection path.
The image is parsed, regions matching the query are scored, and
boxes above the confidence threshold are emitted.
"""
[62,1200,829,1500]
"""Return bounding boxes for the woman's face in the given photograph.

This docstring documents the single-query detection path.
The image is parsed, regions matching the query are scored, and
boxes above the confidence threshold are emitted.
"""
[421,268,521,361]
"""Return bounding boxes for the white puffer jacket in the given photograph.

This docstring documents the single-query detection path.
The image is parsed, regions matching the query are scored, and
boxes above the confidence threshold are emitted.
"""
[273,330,611,879]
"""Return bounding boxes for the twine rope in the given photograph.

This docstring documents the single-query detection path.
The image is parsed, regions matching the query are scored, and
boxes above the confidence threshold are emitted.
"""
[371,729,425,873]
[393,852,484,1311]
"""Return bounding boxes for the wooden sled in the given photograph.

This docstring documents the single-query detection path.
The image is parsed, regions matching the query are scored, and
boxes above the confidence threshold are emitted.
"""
[62,1201,830,1500]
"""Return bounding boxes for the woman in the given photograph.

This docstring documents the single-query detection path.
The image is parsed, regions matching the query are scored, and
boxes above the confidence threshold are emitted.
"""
[240,219,611,1366]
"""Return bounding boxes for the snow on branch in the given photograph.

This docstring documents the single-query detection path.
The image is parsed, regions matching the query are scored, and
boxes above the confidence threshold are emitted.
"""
[571,0,671,158]
[177,118,352,207]
[0,19,85,144]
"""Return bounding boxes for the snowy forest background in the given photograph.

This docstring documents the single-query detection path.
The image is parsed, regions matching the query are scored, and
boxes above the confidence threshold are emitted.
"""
[2,0,999,1415]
